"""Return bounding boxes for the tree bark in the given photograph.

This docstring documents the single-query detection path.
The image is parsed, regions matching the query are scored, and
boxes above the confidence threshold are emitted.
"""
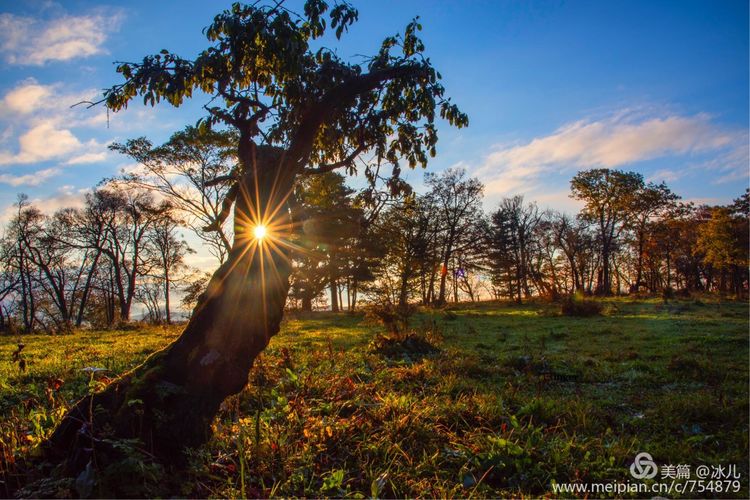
[41,151,295,475]
[329,276,339,312]
[164,266,171,325]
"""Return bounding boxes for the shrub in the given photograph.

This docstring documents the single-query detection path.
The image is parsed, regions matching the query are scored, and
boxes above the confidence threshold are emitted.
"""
[369,333,440,363]
[365,302,416,338]
[560,297,602,317]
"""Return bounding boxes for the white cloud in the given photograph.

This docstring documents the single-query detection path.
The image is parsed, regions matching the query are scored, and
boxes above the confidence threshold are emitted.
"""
[480,113,736,174]
[65,151,107,165]
[0,185,90,225]
[0,167,61,187]
[33,185,88,214]
[474,111,747,199]
[0,11,123,66]
[531,190,585,214]
[647,169,682,183]
[0,120,81,164]
[2,81,54,114]
[0,80,110,166]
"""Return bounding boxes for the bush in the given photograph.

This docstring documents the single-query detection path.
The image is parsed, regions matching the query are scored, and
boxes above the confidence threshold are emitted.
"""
[369,333,440,363]
[365,302,416,338]
[560,297,602,317]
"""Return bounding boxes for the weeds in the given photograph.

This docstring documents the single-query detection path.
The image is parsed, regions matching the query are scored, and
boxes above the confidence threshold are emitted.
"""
[560,296,603,317]
[0,298,747,498]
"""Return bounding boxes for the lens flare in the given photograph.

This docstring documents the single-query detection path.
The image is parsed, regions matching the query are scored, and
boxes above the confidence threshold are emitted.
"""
[253,224,267,240]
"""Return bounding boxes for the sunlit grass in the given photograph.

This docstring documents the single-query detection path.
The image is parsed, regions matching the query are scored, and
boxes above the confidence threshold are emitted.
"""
[1,297,747,497]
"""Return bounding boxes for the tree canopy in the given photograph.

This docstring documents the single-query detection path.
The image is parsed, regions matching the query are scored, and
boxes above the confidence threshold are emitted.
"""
[98,0,467,194]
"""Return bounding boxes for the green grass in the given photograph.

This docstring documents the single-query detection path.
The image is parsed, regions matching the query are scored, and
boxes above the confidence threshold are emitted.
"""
[1,297,747,498]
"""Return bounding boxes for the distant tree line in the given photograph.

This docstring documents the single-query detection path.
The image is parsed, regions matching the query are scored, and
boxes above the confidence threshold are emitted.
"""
[0,189,193,332]
[366,168,748,306]
[1,125,746,332]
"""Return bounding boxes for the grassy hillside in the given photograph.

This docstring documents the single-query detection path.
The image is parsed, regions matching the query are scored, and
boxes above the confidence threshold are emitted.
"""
[1,297,748,498]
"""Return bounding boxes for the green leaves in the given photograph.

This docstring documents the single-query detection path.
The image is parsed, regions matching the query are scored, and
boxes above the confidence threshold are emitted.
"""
[101,1,467,194]
[330,3,359,39]
[321,468,345,493]
[402,18,424,57]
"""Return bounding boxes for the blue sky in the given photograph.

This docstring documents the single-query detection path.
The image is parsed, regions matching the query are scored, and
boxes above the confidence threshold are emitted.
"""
[0,0,747,267]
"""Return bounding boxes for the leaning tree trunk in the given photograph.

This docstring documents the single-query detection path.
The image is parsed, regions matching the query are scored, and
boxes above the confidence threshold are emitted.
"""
[40,149,295,478]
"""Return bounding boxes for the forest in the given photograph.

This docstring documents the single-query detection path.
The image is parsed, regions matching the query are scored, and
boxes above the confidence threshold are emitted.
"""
[0,142,746,332]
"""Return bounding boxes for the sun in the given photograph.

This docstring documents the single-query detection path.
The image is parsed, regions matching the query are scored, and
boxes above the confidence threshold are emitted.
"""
[253,224,267,240]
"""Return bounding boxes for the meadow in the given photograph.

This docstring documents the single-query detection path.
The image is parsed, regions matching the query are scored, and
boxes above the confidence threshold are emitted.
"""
[0,296,747,498]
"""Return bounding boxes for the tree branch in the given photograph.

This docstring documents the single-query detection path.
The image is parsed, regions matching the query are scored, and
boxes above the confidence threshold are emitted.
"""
[303,144,368,175]
[287,63,428,172]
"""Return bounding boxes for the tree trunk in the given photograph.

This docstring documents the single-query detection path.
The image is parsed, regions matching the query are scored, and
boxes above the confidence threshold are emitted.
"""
[164,267,171,325]
[41,152,295,478]
[329,276,339,312]
[427,264,436,305]
[398,267,409,308]
[635,229,645,291]
[452,256,459,303]
[437,254,449,304]
[76,250,101,327]
[600,244,611,296]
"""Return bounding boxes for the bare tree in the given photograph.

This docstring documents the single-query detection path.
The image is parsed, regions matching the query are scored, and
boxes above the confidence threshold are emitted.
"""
[110,126,237,264]
[144,209,193,324]
[425,168,483,304]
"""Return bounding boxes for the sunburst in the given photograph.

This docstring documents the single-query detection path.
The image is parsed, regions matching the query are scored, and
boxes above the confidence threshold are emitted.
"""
[253,224,267,240]
[216,163,316,333]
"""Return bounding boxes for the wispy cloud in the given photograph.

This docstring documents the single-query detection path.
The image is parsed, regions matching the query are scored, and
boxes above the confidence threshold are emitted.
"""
[646,169,681,183]
[0,185,89,224]
[0,79,109,168]
[0,10,123,66]
[0,167,61,187]
[65,151,108,165]
[475,110,748,196]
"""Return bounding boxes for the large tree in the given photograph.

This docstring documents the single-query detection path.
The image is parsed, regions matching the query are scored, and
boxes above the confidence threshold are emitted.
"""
[627,181,679,292]
[42,0,467,480]
[486,195,542,302]
[695,205,749,295]
[144,208,194,324]
[571,169,642,295]
[290,171,362,312]
[424,168,483,304]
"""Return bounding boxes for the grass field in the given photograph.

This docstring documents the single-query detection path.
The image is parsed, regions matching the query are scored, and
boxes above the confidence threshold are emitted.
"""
[1,297,748,498]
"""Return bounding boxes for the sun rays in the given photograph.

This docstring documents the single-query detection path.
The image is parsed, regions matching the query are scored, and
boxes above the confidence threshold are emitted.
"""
[214,160,316,333]
[253,224,267,240]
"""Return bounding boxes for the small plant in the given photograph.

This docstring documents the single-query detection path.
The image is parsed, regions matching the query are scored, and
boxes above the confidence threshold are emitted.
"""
[366,302,441,363]
[365,301,416,339]
[415,315,444,344]
[11,341,26,372]
[560,293,602,317]
[369,333,440,363]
